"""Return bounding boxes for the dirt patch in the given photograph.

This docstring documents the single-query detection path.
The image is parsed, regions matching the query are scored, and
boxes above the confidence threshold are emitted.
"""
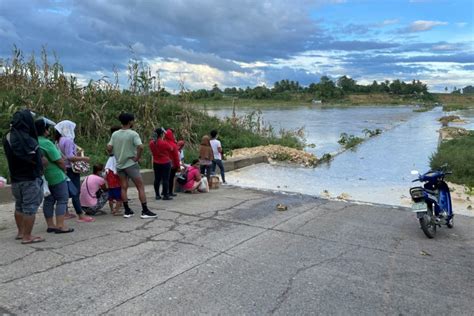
[439,127,470,141]
[229,145,318,167]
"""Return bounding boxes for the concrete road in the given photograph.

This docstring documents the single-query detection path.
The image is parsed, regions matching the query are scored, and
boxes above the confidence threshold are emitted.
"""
[0,185,473,315]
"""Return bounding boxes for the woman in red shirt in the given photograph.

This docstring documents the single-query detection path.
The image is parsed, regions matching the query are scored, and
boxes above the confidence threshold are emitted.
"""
[164,129,180,197]
[149,128,173,200]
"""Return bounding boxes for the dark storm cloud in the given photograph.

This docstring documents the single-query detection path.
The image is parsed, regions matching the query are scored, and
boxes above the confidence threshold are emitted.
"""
[317,40,398,51]
[0,0,325,72]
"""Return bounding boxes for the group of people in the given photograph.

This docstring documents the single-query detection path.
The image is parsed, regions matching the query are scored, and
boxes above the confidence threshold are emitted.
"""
[3,110,226,244]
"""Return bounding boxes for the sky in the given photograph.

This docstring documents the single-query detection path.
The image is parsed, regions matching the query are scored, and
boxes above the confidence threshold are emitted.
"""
[0,0,473,92]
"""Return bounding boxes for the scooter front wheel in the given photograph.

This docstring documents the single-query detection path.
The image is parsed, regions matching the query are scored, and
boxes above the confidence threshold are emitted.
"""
[420,215,436,238]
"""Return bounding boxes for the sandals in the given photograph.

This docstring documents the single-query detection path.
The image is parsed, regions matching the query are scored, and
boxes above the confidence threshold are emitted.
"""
[55,228,74,234]
[21,236,45,244]
[77,216,95,223]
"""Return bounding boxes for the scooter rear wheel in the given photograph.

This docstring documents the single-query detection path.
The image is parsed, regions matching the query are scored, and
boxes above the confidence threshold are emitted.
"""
[420,214,436,238]
[447,217,454,228]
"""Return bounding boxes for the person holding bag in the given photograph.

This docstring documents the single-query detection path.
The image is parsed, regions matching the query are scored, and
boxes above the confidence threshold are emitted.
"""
[54,120,94,223]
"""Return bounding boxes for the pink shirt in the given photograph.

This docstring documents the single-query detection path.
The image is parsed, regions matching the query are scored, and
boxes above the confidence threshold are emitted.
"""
[183,166,200,191]
[80,174,105,207]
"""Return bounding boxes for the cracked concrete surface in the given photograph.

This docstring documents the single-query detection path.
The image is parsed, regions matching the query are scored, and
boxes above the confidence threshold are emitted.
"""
[0,185,473,315]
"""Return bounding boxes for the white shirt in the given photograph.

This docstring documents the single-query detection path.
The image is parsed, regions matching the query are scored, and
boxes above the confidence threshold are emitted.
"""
[210,139,222,160]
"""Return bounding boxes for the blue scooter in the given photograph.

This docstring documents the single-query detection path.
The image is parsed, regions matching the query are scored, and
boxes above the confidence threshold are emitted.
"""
[409,165,454,238]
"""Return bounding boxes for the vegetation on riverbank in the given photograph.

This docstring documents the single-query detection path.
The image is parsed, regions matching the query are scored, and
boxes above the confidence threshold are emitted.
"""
[430,131,474,188]
[0,48,302,181]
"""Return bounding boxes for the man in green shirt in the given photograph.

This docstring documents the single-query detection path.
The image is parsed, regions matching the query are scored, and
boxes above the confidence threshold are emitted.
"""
[36,119,74,234]
[107,113,156,219]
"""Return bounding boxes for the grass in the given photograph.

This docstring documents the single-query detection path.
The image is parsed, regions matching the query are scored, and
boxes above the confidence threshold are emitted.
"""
[338,133,364,149]
[0,48,302,182]
[430,131,474,187]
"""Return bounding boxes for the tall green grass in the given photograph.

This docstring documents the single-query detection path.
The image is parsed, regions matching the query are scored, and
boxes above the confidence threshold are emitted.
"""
[0,47,302,181]
[430,131,474,187]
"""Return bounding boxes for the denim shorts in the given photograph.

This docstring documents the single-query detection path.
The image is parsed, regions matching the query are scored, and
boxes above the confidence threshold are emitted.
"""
[11,178,44,216]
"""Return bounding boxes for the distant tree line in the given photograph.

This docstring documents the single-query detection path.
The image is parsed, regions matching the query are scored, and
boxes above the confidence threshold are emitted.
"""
[450,85,474,95]
[185,76,431,101]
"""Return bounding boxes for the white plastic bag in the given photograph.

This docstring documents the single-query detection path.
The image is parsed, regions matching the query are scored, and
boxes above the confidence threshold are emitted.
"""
[42,176,51,197]
[198,177,209,193]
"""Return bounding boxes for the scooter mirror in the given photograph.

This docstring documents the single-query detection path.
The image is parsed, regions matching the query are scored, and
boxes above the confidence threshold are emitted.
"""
[411,170,419,175]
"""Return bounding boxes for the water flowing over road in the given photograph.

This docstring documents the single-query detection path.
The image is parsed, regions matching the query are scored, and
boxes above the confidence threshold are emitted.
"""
[206,105,474,207]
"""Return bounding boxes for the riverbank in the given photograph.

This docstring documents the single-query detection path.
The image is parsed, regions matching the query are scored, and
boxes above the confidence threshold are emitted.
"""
[192,93,474,108]
[1,185,473,315]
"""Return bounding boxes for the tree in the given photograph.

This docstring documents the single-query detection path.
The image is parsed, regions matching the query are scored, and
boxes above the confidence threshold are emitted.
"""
[462,85,474,94]
[337,75,356,93]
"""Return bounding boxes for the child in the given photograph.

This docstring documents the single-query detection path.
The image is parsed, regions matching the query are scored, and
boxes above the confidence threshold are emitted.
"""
[105,126,123,215]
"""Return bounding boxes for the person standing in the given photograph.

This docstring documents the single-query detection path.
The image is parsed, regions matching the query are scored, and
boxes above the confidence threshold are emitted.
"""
[105,126,123,216]
[210,130,226,184]
[164,129,180,197]
[149,128,173,200]
[36,118,74,234]
[199,135,214,182]
[107,113,156,219]
[54,120,95,222]
[3,110,46,244]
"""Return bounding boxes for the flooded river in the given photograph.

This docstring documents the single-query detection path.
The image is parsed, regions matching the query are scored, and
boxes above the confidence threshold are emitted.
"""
[206,105,474,208]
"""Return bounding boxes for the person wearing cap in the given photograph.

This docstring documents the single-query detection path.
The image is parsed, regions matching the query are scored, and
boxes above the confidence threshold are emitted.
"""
[3,110,46,244]
[36,118,74,234]
[107,113,156,219]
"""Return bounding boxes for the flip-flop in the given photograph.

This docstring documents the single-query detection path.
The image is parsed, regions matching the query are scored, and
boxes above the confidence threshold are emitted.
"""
[77,216,95,223]
[15,235,23,240]
[55,228,75,234]
[112,211,123,216]
[46,227,60,233]
[21,236,45,244]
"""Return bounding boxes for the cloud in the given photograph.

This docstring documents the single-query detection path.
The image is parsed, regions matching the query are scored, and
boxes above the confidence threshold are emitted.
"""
[159,45,243,72]
[379,19,399,26]
[400,20,448,33]
[319,40,398,51]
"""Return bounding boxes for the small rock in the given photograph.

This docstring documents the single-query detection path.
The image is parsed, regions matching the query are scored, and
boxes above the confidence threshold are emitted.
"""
[337,193,351,200]
[276,203,288,211]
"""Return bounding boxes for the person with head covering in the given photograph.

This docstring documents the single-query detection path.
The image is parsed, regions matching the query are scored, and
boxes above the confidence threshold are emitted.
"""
[149,127,173,200]
[3,110,46,244]
[163,129,180,197]
[54,120,94,223]
[199,135,214,182]
[35,118,74,234]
